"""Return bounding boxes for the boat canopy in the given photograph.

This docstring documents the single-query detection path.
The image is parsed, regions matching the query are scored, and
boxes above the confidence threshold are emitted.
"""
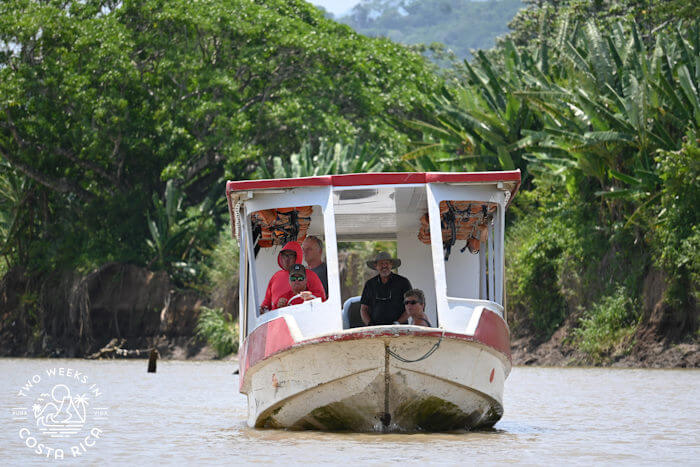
[227,171,520,342]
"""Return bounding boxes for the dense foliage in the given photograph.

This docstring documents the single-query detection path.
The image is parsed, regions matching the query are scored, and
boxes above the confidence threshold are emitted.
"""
[653,143,699,335]
[0,0,440,277]
[572,286,638,363]
[409,0,698,355]
[195,306,239,357]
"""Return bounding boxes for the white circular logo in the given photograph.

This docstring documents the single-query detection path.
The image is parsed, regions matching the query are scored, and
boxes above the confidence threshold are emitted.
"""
[11,367,108,460]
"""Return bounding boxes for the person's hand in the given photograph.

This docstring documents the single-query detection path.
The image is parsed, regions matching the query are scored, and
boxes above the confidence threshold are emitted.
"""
[287,292,316,304]
[277,297,288,308]
[360,305,371,325]
[260,306,270,315]
[299,291,315,301]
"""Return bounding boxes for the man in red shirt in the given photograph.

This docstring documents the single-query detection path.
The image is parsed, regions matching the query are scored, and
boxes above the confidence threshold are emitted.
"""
[276,264,319,308]
[259,241,326,313]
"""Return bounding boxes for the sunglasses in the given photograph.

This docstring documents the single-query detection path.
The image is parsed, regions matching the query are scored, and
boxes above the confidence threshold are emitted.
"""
[375,291,391,302]
[404,300,420,305]
[290,276,306,282]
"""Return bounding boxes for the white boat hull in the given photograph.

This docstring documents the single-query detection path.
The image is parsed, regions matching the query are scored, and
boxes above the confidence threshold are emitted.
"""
[240,325,510,431]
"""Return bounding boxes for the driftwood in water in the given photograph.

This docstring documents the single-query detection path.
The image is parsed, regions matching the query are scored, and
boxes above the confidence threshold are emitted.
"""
[87,338,153,359]
[148,348,158,373]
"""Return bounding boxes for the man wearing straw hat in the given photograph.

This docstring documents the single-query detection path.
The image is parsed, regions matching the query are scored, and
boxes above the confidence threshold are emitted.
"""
[360,251,413,326]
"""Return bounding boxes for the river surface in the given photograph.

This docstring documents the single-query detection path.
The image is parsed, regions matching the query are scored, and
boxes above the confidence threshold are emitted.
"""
[1,359,698,465]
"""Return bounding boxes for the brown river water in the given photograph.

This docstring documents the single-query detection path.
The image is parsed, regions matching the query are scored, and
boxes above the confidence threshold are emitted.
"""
[2,359,698,465]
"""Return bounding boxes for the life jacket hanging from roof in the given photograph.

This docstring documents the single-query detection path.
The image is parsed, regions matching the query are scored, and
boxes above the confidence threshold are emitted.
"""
[251,206,313,248]
[417,201,496,260]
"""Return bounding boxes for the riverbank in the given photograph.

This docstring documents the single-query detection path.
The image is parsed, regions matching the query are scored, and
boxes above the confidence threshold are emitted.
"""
[1,263,697,367]
[4,329,696,369]
[511,320,700,368]
[511,334,700,368]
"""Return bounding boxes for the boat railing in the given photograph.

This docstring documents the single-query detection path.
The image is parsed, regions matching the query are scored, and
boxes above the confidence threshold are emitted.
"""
[438,297,504,333]
[338,295,505,333]
[249,291,505,337]
[446,297,503,316]
[253,298,344,339]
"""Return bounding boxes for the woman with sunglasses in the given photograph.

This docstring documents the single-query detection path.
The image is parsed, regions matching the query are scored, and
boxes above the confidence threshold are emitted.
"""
[402,289,432,327]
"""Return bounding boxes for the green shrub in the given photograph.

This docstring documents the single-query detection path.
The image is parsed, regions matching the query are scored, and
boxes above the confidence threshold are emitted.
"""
[506,178,633,343]
[573,287,638,362]
[204,229,240,296]
[655,142,700,313]
[195,307,239,358]
[506,214,569,341]
[506,187,583,340]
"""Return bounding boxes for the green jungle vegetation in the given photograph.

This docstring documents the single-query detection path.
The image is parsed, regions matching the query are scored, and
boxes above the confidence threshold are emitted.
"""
[1,0,697,363]
[339,0,526,60]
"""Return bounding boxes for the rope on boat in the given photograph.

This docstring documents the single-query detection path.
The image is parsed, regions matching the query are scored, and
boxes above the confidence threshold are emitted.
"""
[233,199,242,242]
[387,328,446,363]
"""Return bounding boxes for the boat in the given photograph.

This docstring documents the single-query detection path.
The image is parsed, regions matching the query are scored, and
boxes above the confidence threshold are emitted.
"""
[226,171,520,431]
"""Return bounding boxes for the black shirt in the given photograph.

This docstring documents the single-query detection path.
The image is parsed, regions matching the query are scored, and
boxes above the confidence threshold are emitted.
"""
[311,262,328,297]
[360,273,412,325]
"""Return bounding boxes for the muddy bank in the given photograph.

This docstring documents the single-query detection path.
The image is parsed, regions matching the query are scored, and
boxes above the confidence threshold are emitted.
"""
[510,266,698,368]
[511,329,699,368]
[0,255,367,361]
[1,262,696,367]
[0,263,220,360]
[511,307,699,368]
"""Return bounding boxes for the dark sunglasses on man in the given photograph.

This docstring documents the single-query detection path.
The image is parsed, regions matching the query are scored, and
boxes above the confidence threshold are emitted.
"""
[404,300,420,305]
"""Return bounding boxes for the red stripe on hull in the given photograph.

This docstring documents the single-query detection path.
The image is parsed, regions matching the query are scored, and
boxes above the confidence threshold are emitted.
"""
[291,321,510,361]
[239,313,511,389]
[473,309,511,359]
[239,317,296,389]
[265,318,296,356]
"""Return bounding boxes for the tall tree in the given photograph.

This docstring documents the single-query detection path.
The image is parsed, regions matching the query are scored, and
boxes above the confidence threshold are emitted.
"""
[0,0,440,272]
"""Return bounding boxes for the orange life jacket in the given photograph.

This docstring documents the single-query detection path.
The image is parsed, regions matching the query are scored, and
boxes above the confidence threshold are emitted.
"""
[417,201,497,259]
[251,206,314,248]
